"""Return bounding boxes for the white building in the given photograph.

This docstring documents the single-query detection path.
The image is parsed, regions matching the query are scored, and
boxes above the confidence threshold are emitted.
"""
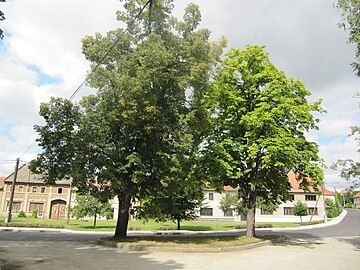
[199,173,328,223]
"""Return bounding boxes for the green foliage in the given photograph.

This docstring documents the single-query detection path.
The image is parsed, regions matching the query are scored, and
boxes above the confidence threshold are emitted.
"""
[32,209,38,218]
[219,193,247,216]
[30,0,225,238]
[18,211,26,218]
[337,0,360,76]
[139,177,204,230]
[332,127,360,188]
[324,197,341,218]
[72,193,112,227]
[293,201,308,222]
[198,46,324,236]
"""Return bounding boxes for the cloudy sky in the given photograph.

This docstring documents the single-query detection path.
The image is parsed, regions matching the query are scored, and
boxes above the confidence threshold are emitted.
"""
[0,0,359,190]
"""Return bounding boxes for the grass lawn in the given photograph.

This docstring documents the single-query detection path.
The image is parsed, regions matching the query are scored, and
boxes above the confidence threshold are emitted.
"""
[101,235,280,249]
[0,216,300,232]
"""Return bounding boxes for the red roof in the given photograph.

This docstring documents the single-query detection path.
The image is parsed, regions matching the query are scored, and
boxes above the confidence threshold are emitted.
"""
[322,188,334,196]
[0,176,5,189]
[340,189,348,195]
[354,192,360,199]
[288,173,319,193]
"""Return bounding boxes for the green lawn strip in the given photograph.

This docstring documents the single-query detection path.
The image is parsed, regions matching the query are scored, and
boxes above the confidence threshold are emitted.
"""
[0,217,302,231]
[101,235,280,249]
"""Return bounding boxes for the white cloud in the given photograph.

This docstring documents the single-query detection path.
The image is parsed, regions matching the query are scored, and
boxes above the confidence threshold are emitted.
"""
[0,0,359,186]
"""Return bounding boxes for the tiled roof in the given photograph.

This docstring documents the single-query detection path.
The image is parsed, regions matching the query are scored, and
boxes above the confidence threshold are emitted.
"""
[4,164,71,185]
[354,192,360,199]
[340,189,348,195]
[205,173,322,193]
[322,188,334,196]
[287,173,319,193]
[0,176,5,189]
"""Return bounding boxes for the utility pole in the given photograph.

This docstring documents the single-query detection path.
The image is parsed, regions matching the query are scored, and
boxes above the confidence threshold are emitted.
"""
[5,158,20,223]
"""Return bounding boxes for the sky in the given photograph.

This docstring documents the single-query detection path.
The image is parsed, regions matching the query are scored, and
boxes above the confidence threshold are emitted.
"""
[0,0,359,191]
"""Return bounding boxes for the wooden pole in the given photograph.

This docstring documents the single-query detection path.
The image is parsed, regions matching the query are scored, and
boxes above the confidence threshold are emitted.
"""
[5,158,20,223]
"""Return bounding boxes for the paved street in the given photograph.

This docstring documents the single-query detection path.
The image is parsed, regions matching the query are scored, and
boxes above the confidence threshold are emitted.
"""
[0,210,359,270]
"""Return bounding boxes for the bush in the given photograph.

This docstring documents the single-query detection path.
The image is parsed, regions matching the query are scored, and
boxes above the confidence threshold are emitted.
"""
[327,207,341,218]
[32,209,38,218]
[18,211,26,218]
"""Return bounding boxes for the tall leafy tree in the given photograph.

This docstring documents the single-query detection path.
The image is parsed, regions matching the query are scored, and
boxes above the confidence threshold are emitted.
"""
[198,46,324,237]
[337,0,360,77]
[30,0,225,238]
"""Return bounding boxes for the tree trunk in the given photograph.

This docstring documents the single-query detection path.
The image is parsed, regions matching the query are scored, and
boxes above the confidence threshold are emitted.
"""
[177,218,181,230]
[246,185,257,238]
[93,213,97,228]
[114,192,131,238]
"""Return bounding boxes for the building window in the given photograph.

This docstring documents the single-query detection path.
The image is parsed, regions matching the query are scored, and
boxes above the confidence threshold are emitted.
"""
[261,208,273,215]
[308,207,318,215]
[208,193,214,200]
[29,203,44,214]
[58,187,63,194]
[288,195,295,201]
[305,195,316,201]
[200,208,213,216]
[284,207,293,215]
[41,187,46,193]
[8,185,12,191]
[32,187,37,193]
[223,209,233,217]
[7,201,21,213]
[18,186,24,192]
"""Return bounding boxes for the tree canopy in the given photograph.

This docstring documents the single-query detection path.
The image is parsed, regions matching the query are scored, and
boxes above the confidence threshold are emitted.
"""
[337,0,360,77]
[198,46,324,237]
[30,0,225,238]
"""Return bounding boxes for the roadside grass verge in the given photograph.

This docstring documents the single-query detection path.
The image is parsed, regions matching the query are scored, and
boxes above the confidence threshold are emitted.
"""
[0,216,302,231]
[100,235,281,249]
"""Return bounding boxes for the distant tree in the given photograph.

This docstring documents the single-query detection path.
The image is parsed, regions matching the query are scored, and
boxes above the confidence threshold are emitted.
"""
[72,193,112,227]
[293,201,308,223]
[219,193,247,217]
[336,0,360,76]
[139,176,204,230]
[198,46,324,237]
[325,198,341,218]
[0,0,6,39]
[332,127,360,188]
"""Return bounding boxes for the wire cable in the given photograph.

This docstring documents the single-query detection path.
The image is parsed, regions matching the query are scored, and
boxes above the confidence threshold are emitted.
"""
[20,0,153,156]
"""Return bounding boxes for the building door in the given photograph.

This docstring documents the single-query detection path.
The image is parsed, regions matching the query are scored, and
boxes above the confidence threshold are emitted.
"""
[50,200,66,219]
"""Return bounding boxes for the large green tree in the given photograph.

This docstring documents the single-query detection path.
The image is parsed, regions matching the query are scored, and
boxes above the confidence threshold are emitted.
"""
[30,0,225,238]
[337,0,360,77]
[198,46,324,237]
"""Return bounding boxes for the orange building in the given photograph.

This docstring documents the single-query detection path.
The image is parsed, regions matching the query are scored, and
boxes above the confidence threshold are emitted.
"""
[0,164,74,219]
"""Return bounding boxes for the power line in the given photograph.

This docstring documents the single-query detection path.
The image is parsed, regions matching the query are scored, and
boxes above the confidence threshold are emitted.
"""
[19,0,152,157]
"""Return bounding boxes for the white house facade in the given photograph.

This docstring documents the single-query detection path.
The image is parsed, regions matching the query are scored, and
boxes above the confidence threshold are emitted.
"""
[198,173,328,223]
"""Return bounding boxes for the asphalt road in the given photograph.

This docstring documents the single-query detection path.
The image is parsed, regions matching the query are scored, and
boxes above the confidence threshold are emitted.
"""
[0,210,359,270]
